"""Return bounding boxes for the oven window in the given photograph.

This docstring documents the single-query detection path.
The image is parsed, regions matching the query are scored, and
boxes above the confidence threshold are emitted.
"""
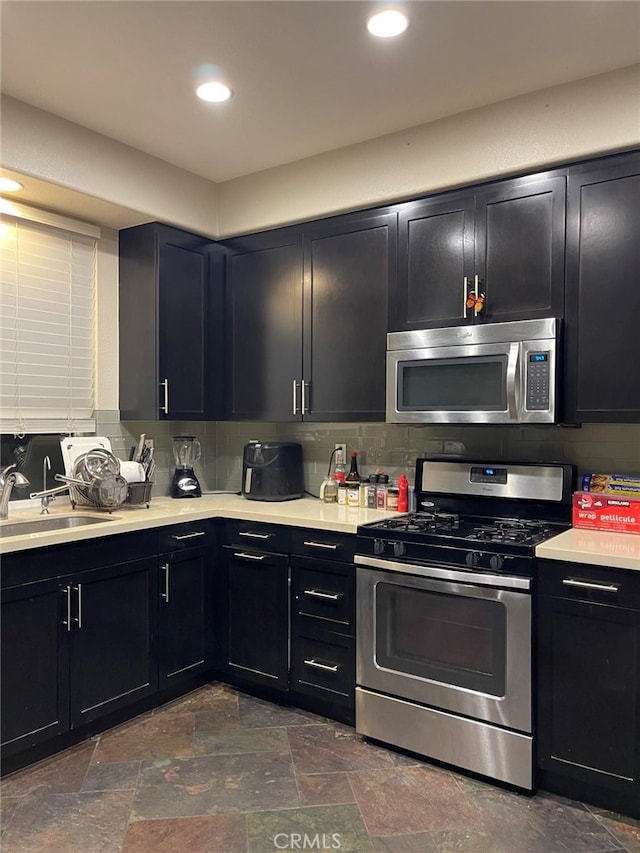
[375,584,506,696]
[398,355,508,411]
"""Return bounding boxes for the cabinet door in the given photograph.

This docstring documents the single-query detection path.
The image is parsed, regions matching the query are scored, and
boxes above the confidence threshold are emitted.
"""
[223,546,289,690]
[392,193,474,331]
[158,547,214,687]
[158,235,212,420]
[1,579,70,755]
[564,154,640,422]
[474,175,566,324]
[537,594,640,810]
[225,228,303,420]
[303,210,396,421]
[69,558,157,727]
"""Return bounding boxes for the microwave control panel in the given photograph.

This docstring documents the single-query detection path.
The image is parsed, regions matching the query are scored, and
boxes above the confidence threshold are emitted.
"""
[525,352,551,410]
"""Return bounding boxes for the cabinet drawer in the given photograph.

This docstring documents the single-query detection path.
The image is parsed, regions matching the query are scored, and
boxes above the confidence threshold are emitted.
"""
[291,529,355,562]
[291,633,355,703]
[224,520,291,553]
[538,560,640,610]
[292,558,354,633]
[158,520,215,553]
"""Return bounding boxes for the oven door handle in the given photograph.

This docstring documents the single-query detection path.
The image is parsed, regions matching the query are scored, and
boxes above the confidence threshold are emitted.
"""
[354,554,531,591]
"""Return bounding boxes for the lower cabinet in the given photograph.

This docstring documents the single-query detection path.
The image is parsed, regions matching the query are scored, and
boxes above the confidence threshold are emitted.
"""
[157,521,217,688]
[1,533,158,759]
[537,559,640,818]
[221,529,290,691]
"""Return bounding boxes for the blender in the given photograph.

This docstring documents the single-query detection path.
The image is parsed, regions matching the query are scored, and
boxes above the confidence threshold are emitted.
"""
[170,436,202,498]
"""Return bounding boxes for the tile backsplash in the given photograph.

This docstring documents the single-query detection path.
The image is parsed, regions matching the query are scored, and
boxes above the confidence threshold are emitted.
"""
[94,412,640,500]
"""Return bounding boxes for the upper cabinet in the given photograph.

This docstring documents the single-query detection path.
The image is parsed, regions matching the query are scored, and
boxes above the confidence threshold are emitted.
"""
[563,152,640,423]
[119,223,223,421]
[224,209,396,422]
[390,174,566,331]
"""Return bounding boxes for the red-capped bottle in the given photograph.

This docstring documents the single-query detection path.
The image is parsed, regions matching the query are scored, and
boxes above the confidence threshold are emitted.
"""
[397,473,409,512]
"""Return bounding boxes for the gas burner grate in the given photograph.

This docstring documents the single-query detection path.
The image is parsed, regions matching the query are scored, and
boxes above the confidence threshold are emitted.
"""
[384,512,460,533]
[467,518,556,545]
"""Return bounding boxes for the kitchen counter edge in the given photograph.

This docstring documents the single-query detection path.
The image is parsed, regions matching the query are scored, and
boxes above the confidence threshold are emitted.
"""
[0,495,402,554]
[536,528,640,572]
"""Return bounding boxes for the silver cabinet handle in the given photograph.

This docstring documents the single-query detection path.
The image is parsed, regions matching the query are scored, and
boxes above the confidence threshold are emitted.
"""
[62,585,72,632]
[171,531,206,541]
[473,274,481,315]
[303,658,339,673]
[239,531,272,540]
[292,379,300,415]
[303,541,338,550]
[562,578,620,593]
[301,381,309,415]
[73,583,82,629]
[233,552,266,561]
[462,275,469,317]
[161,379,169,414]
[161,563,170,602]
[303,589,340,601]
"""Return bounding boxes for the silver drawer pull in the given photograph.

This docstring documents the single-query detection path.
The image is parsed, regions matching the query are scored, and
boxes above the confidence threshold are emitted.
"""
[303,659,339,673]
[234,552,266,561]
[239,531,272,540]
[303,588,340,601]
[171,531,206,541]
[303,541,338,550]
[562,578,620,593]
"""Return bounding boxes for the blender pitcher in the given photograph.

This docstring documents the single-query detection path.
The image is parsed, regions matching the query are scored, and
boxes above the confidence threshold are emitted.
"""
[170,435,202,498]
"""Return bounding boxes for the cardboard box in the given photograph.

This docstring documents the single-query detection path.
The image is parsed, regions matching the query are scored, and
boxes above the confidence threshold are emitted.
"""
[581,473,640,497]
[572,491,640,535]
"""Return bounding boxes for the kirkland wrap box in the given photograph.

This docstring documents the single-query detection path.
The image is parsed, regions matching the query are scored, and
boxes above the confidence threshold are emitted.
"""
[573,492,640,535]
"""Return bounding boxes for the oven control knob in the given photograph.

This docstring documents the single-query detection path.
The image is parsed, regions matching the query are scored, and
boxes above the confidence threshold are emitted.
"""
[374,539,386,555]
[393,541,406,557]
[465,551,480,568]
[489,554,504,571]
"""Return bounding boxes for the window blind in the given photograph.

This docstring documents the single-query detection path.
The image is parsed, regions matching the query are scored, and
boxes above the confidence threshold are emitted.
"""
[0,215,97,434]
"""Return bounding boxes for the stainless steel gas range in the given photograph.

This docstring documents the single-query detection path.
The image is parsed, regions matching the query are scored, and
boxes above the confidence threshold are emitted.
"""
[355,458,574,791]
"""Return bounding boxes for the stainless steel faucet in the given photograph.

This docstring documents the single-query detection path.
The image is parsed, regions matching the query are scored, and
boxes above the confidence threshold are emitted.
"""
[0,465,30,520]
[39,456,52,514]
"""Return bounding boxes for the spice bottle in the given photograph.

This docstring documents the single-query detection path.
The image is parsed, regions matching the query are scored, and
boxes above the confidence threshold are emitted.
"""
[398,473,409,512]
[376,474,389,509]
[337,481,347,505]
[386,486,399,511]
[367,474,378,508]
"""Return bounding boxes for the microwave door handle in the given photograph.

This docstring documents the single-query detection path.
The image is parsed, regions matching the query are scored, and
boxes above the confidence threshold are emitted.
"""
[506,343,520,419]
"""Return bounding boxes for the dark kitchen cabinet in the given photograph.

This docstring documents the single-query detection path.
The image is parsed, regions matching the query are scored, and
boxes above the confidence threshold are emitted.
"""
[157,521,217,687]
[563,151,640,422]
[1,531,158,760]
[220,521,291,691]
[290,530,356,724]
[119,222,223,420]
[537,559,640,818]
[224,209,396,421]
[391,173,565,331]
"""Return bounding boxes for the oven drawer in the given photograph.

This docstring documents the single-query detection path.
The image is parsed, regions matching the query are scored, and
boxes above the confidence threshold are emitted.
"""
[291,632,355,704]
[291,557,354,633]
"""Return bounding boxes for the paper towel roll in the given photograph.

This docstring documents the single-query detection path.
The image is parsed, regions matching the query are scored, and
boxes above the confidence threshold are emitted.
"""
[119,461,146,483]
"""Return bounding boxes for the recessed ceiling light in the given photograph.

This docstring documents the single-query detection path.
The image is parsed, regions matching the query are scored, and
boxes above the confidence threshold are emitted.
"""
[367,9,409,38]
[196,81,233,103]
[0,177,23,192]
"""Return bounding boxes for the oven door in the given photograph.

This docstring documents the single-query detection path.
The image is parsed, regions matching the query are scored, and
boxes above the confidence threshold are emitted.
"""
[356,558,532,733]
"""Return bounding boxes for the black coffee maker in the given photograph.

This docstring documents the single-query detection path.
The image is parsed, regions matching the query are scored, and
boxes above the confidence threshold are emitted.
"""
[170,435,202,498]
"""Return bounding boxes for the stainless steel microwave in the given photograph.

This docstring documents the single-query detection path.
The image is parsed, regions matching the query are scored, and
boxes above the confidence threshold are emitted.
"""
[386,318,559,425]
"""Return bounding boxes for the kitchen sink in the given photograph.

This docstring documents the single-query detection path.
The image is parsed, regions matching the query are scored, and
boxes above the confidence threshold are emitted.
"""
[0,515,115,537]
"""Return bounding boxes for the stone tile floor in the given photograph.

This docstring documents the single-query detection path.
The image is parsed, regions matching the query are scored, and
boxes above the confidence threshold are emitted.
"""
[1,682,639,852]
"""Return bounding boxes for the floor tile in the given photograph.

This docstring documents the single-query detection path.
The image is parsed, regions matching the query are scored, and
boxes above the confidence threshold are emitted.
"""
[349,764,484,837]
[246,803,374,853]
[0,797,20,837]
[133,751,299,818]
[153,682,238,716]
[1,788,134,853]
[591,809,640,852]
[238,693,325,728]
[193,723,289,756]
[81,760,141,792]
[0,740,95,797]
[296,772,355,806]
[91,712,195,763]
[122,814,248,852]
[288,724,418,774]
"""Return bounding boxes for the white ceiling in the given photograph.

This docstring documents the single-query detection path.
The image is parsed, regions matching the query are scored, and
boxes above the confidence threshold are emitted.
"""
[2,0,640,185]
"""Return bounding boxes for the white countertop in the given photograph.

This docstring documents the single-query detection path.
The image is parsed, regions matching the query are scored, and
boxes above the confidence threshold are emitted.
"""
[0,495,401,555]
[536,528,640,572]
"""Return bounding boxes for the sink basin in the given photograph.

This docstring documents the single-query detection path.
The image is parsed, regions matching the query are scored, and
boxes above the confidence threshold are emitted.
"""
[0,515,115,537]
